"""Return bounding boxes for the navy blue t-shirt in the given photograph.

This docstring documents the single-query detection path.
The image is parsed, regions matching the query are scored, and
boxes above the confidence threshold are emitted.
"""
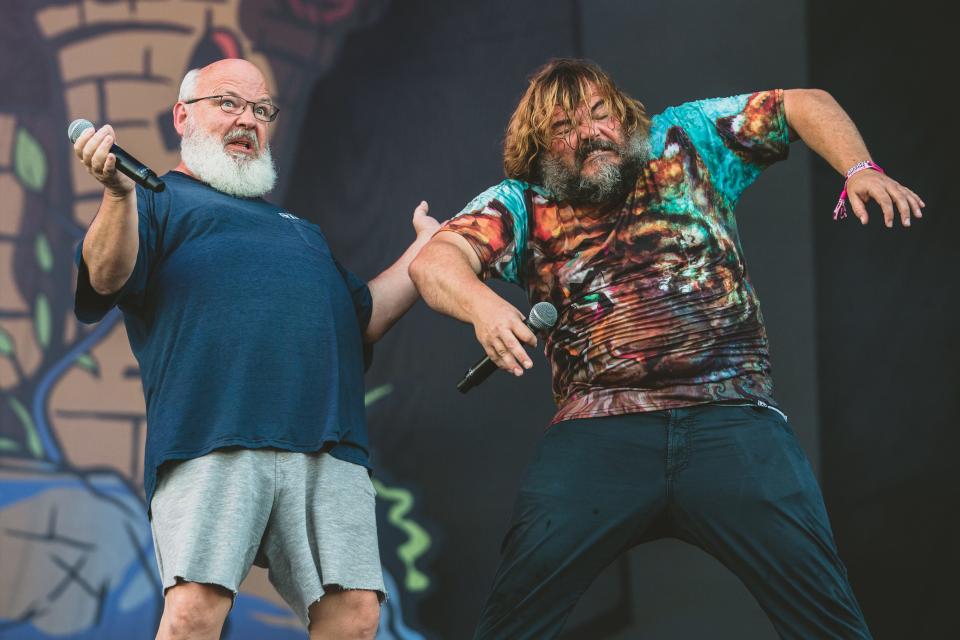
[74,171,373,506]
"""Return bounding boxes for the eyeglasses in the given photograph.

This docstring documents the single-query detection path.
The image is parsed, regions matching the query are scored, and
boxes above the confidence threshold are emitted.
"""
[182,95,280,122]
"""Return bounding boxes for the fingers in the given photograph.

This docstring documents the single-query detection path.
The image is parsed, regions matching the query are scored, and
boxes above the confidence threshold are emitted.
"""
[90,133,115,177]
[72,126,95,158]
[850,173,926,228]
[904,187,925,221]
[73,125,134,195]
[870,182,925,228]
[848,192,869,225]
[80,125,114,162]
[871,187,896,228]
[103,152,118,177]
[485,333,531,377]
[513,319,538,348]
[500,333,532,376]
[890,189,913,227]
[880,180,921,228]
[76,125,116,173]
[478,313,536,377]
[412,200,441,236]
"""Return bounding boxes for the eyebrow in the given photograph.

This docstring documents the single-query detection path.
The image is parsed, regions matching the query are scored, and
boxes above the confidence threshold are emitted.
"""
[590,99,606,114]
[221,89,274,104]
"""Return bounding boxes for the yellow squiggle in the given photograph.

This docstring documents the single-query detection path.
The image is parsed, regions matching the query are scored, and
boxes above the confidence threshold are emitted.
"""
[373,478,432,592]
[363,383,432,592]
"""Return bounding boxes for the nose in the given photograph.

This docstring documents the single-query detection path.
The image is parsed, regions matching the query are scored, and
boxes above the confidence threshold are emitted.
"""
[577,118,601,141]
[235,103,257,128]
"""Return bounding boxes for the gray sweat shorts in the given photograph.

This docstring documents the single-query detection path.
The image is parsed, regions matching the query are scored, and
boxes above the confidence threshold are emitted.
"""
[149,447,385,626]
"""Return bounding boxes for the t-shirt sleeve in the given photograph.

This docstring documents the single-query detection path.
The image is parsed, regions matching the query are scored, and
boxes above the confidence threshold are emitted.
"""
[660,89,790,204]
[333,259,374,371]
[438,179,530,286]
[333,259,373,331]
[74,185,160,324]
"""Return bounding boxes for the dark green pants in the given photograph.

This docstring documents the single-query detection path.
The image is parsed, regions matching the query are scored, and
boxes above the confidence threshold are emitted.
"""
[474,403,871,640]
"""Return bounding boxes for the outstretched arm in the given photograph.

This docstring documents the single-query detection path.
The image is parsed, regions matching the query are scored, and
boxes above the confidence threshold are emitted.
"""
[409,232,537,376]
[783,88,925,227]
[363,202,440,342]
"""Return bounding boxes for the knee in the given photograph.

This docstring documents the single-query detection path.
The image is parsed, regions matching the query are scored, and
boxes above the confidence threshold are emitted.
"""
[309,589,381,640]
[160,581,231,639]
[348,593,381,639]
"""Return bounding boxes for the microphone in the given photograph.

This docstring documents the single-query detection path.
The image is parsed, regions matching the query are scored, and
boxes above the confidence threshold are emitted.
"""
[457,301,558,393]
[67,119,165,192]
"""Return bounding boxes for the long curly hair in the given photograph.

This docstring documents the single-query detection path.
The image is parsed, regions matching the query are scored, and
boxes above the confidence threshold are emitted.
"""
[503,58,651,182]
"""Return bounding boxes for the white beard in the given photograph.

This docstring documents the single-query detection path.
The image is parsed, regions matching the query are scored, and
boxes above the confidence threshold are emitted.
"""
[180,119,277,198]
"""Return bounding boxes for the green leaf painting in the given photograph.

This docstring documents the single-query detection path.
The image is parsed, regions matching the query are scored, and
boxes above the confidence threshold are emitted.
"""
[0,326,14,357]
[14,128,47,192]
[75,353,100,377]
[7,396,42,458]
[35,233,53,272]
[34,294,51,349]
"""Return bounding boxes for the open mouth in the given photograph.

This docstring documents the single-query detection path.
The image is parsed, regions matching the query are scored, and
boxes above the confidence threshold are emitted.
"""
[225,138,256,155]
[585,149,614,162]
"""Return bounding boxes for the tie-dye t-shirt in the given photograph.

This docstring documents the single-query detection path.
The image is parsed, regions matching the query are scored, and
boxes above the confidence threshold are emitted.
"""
[442,90,790,424]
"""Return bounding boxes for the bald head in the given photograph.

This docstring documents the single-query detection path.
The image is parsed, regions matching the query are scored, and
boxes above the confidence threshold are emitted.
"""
[180,59,271,103]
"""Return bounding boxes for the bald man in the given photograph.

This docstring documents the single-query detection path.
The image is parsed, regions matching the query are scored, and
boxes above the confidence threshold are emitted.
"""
[73,59,437,640]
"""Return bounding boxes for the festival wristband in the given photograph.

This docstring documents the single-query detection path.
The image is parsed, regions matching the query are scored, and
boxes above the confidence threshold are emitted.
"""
[833,161,884,220]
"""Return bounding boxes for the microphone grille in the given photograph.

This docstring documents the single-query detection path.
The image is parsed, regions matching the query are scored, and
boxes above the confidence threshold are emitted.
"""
[527,301,558,331]
[67,119,94,143]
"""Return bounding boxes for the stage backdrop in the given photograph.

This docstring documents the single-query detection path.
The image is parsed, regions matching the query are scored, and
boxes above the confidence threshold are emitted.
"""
[12,1,943,639]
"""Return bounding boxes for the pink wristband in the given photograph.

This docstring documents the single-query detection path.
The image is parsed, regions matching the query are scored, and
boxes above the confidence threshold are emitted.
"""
[833,161,884,220]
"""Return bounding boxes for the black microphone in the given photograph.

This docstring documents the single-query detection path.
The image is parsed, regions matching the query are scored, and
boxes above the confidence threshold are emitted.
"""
[457,301,558,393]
[67,119,165,192]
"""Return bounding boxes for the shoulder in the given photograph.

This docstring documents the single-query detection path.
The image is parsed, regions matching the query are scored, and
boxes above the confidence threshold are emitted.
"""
[649,91,785,146]
[459,178,543,217]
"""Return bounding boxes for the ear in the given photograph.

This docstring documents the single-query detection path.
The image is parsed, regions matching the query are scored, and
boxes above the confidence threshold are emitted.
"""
[173,102,189,136]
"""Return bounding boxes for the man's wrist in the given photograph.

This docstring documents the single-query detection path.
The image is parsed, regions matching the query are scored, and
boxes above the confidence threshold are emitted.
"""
[103,186,134,202]
[833,160,884,221]
[844,160,882,179]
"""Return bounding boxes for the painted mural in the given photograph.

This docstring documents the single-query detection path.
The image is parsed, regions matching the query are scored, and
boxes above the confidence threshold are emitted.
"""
[0,1,431,637]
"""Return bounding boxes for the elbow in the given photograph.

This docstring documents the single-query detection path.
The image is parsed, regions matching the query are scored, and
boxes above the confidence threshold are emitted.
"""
[363,316,391,344]
[82,243,133,296]
[408,251,430,291]
[87,267,125,297]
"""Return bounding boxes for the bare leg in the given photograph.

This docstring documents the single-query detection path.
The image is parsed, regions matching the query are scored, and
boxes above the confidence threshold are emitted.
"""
[307,587,381,640]
[155,580,232,640]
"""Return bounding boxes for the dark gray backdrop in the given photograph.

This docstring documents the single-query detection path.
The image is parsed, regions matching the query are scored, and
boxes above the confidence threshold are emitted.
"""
[811,1,956,637]
[286,0,950,637]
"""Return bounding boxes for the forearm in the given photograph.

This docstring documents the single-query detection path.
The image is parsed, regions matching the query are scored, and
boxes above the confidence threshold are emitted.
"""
[364,231,433,342]
[784,88,871,175]
[81,189,139,295]
[408,239,501,325]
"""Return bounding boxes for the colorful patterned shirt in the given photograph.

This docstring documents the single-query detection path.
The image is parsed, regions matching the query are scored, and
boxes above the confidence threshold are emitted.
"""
[442,90,790,424]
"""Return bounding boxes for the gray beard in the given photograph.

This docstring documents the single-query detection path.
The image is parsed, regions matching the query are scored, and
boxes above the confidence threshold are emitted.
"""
[539,132,648,207]
[180,120,277,198]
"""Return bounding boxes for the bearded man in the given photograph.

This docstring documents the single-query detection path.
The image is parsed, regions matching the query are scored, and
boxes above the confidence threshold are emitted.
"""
[73,58,438,640]
[409,59,924,639]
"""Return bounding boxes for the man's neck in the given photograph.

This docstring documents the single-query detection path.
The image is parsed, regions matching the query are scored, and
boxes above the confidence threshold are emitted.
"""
[173,161,196,179]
